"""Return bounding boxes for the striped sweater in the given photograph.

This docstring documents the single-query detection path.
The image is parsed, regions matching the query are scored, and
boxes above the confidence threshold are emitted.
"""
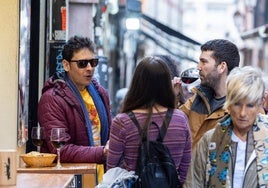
[107,109,192,184]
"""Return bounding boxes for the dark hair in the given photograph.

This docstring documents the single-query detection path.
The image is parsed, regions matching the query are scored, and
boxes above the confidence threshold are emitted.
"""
[155,55,180,77]
[122,56,176,113]
[201,39,240,73]
[62,36,96,62]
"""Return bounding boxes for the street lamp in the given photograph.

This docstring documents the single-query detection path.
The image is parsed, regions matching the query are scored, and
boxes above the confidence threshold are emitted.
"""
[233,10,244,32]
[125,17,140,30]
[245,0,257,10]
[233,0,257,32]
[125,0,141,30]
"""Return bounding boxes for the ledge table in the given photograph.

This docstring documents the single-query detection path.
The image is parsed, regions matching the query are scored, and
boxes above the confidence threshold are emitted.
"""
[17,163,97,188]
[1,173,74,188]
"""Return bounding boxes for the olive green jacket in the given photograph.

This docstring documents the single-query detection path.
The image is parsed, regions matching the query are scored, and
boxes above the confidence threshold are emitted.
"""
[179,86,227,148]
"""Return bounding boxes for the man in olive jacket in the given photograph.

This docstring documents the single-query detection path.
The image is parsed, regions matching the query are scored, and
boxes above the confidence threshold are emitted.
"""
[176,39,240,148]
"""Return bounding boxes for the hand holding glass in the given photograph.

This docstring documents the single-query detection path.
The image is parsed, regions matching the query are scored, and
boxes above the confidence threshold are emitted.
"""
[31,127,45,152]
[50,128,66,168]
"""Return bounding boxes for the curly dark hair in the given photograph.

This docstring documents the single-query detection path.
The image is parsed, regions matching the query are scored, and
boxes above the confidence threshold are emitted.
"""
[62,36,96,61]
[201,39,240,74]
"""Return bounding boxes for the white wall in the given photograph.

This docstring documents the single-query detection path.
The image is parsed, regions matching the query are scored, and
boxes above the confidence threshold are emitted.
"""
[0,1,19,150]
[182,0,243,45]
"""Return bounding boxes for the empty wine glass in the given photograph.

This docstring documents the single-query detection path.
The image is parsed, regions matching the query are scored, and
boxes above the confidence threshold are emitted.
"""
[31,126,45,152]
[50,128,66,168]
[180,67,200,84]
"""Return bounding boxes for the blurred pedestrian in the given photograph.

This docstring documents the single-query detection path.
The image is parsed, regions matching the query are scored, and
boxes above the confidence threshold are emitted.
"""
[107,56,192,185]
[38,36,111,183]
[155,55,180,78]
[114,87,128,114]
[173,39,240,148]
[156,54,191,106]
[186,66,268,188]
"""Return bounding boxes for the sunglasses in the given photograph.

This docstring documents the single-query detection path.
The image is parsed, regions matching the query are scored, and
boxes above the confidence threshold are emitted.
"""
[70,58,99,68]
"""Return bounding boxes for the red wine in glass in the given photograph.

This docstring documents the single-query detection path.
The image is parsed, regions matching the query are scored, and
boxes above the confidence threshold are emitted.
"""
[181,77,199,84]
[51,128,66,168]
[32,139,44,147]
[51,141,66,149]
[181,68,199,84]
[31,127,45,152]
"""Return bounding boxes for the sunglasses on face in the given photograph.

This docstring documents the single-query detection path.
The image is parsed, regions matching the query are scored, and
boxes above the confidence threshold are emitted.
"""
[70,58,99,68]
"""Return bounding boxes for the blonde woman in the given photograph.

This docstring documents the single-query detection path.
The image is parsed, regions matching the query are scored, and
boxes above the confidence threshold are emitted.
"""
[187,66,268,188]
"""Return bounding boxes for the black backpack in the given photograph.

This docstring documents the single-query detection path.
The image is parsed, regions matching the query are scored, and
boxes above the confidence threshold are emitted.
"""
[128,108,181,188]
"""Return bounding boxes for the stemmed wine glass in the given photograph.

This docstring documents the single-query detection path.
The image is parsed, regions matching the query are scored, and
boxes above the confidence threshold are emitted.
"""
[180,67,200,84]
[50,128,66,168]
[31,126,45,152]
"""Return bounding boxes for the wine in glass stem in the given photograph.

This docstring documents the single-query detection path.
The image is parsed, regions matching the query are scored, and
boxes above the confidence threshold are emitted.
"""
[51,128,66,168]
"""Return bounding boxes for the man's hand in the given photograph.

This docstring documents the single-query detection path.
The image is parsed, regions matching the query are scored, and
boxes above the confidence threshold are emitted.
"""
[103,140,109,158]
[172,76,182,96]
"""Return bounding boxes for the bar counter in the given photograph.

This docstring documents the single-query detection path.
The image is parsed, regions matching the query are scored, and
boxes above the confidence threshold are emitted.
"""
[2,173,74,188]
[17,163,97,188]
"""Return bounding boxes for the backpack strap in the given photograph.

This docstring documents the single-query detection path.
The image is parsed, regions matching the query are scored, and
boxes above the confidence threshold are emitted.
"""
[128,111,143,137]
[128,108,173,142]
[157,108,173,142]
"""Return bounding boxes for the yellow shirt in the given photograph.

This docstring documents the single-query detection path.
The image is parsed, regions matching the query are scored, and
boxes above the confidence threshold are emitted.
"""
[80,89,104,183]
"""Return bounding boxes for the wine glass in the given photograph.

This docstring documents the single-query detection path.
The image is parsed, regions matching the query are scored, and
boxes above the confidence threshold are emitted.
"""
[31,126,45,152]
[180,67,200,84]
[50,128,66,168]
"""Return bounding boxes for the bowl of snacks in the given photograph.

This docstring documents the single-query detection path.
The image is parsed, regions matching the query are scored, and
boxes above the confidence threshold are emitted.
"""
[20,151,56,167]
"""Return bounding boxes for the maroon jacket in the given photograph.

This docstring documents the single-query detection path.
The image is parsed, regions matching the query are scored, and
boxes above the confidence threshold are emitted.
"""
[38,72,111,163]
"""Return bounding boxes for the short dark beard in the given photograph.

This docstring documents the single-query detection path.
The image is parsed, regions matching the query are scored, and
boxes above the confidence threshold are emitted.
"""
[201,71,221,91]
